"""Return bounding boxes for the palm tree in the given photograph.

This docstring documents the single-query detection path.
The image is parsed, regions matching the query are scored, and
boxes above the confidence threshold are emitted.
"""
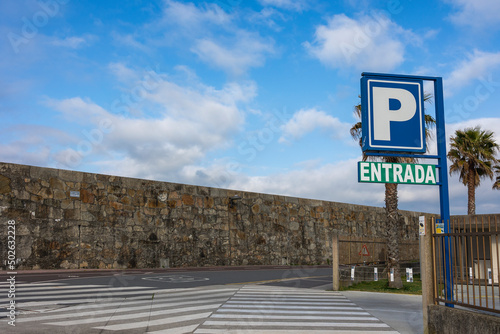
[350,94,435,289]
[494,165,500,190]
[448,127,499,215]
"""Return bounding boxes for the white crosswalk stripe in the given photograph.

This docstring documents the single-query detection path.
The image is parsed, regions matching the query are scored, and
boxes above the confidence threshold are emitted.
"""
[0,282,399,333]
[194,285,400,333]
[0,282,239,333]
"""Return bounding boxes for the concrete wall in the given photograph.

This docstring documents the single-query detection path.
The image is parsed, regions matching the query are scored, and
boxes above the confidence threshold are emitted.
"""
[0,162,421,269]
[428,305,500,334]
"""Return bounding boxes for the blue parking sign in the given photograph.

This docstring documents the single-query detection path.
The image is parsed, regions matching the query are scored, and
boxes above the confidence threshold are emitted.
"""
[361,75,426,152]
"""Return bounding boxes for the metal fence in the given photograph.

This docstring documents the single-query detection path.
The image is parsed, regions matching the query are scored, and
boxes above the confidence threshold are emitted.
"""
[432,215,500,314]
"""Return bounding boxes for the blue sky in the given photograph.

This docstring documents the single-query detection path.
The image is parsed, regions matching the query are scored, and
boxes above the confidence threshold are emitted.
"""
[1,0,500,215]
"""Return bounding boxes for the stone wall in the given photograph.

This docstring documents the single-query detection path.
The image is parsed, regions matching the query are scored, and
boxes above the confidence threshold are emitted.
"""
[0,162,422,270]
[428,305,500,334]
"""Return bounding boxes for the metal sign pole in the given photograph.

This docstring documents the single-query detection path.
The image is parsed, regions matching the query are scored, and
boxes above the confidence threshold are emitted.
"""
[360,72,453,305]
[434,78,450,224]
[434,77,453,306]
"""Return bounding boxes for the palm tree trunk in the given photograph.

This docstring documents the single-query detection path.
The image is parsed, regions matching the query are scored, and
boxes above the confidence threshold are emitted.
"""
[467,172,476,215]
[385,182,403,289]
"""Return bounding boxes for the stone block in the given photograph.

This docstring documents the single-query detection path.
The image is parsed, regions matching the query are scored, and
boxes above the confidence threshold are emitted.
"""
[110,201,124,211]
[209,188,222,197]
[107,185,121,194]
[82,173,97,183]
[290,221,300,231]
[80,189,95,204]
[26,182,42,195]
[16,224,31,236]
[30,166,55,180]
[48,207,63,220]
[61,199,75,210]
[81,211,96,221]
[49,177,67,191]
[16,190,31,200]
[146,198,166,208]
[197,186,209,196]
[64,209,81,220]
[38,187,53,199]
[144,207,157,216]
[182,194,194,206]
[204,197,214,209]
[59,169,83,182]
[0,174,12,194]
[53,189,67,200]
[121,176,141,189]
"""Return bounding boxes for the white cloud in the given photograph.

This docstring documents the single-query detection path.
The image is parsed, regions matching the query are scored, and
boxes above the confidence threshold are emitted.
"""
[161,0,232,28]
[227,117,500,215]
[163,0,275,75]
[192,33,275,75]
[47,70,255,180]
[279,108,350,143]
[0,141,51,167]
[114,1,275,76]
[112,1,232,50]
[445,0,500,28]
[304,13,410,71]
[111,32,150,52]
[50,35,95,49]
[445,50,500,95]
[446,118,500,145]
[258,0,306,11]
[248,8,286,31]
[0,125,72,167]
[229,158,387,207]
[444,118,500,214]
[45,97,109,124]
[108,62,141,83]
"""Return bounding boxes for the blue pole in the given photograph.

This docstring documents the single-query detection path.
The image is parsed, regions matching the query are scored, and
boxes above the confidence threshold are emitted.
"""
[434,77,454,306]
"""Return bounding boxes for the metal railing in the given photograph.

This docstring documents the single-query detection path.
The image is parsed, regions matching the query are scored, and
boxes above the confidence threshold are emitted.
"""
[432,215,500,314]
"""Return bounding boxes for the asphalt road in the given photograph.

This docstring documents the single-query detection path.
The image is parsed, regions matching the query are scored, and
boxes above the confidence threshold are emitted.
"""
[1,265,333,288]
[0,266,423,333]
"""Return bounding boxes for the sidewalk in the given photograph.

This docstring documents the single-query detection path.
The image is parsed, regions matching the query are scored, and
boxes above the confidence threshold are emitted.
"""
[341,291,423,334]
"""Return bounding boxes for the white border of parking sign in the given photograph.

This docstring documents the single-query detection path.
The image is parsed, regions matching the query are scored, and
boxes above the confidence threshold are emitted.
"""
[361,76,425,153]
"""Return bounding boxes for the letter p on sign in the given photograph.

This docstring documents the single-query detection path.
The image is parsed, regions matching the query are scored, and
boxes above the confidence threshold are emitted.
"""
[361,75,426,153]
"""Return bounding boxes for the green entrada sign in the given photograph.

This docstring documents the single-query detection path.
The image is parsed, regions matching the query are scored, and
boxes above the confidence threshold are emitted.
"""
[358,161,437,185]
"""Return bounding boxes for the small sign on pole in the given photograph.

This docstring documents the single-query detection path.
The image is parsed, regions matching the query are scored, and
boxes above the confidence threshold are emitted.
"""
[436,221,445,234]
[359,244,370,256]
[358,161,437,185]
[351,266,355,281]
[360,75,426,152]
[406,268,413,282]
[374,267,378,281]
[419,216,426,236]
